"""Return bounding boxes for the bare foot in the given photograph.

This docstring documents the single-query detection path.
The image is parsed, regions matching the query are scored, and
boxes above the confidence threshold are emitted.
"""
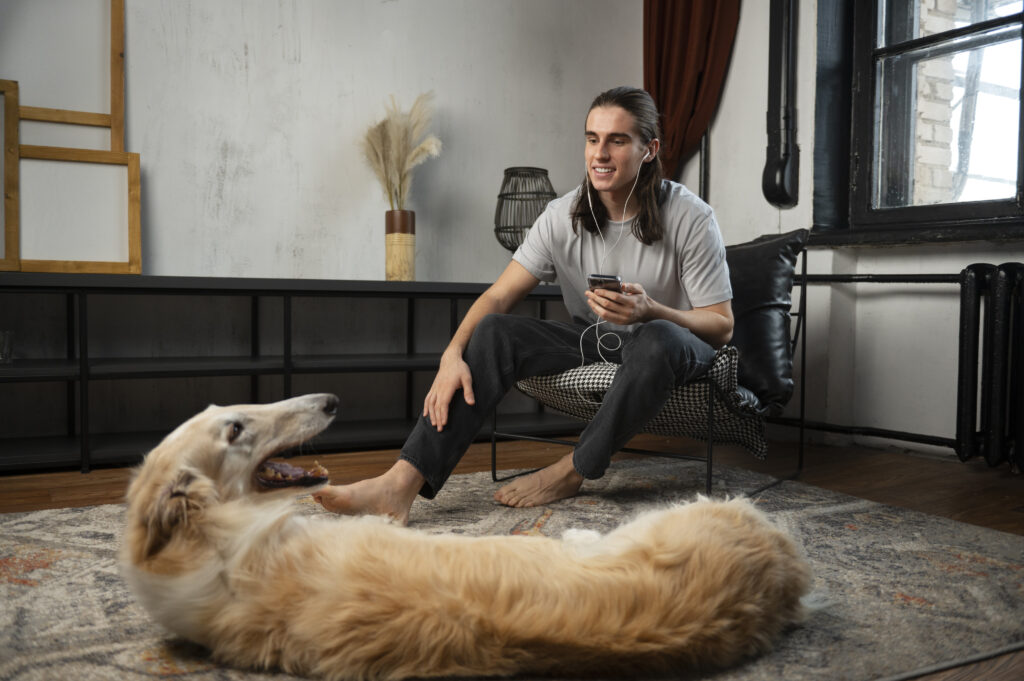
[494,453,584,508]
[312,460,423,526]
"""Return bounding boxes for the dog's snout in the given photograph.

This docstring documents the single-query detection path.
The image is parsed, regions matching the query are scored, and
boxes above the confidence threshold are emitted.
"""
[322,394,339,417]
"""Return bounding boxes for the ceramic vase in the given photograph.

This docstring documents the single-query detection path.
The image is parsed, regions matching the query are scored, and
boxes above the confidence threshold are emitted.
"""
[385,210,415,281]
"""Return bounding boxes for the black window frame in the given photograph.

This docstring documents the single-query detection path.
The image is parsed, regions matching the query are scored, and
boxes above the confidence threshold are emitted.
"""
[812,0,1024,246]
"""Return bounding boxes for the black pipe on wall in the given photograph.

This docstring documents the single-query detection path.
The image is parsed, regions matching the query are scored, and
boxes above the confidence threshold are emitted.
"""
[812,0,853,230]
[762,0,800,208]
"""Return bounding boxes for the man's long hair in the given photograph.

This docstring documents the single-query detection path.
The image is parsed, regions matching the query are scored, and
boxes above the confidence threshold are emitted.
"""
[571,87,665,245]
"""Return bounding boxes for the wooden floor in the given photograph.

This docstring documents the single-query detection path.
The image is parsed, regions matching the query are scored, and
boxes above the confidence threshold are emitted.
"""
[1,434,1021,680]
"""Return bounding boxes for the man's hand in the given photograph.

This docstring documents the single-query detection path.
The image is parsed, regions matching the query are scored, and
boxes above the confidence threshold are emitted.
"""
[585,282,652,326]
[422,348,475,431]
[585,282,734,347]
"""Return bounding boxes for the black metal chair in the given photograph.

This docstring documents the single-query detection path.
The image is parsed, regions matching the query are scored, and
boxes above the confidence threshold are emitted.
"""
[491,229,809,495]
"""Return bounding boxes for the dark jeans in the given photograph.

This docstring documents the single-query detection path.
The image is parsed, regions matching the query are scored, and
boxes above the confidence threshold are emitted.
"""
[400,314,716,498]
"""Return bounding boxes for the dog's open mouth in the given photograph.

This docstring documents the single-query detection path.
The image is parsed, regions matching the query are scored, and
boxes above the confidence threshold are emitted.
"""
[255,459,329,489]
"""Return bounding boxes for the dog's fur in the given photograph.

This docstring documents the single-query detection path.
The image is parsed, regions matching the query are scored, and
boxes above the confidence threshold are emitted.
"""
[120,393,811,680]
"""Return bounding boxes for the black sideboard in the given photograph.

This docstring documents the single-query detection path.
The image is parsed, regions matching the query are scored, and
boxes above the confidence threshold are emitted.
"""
[0,273,579,473]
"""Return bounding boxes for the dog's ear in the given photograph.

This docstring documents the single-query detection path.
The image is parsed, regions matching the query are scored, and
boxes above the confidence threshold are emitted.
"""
[141,468,216,559]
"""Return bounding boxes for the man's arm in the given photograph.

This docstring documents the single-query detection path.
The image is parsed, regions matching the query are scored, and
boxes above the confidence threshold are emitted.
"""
[584,283,734,349]
[423,260,540,430]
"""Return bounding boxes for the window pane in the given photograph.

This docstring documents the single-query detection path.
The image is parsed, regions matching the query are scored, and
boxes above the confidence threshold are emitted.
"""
[874,35,1021,208]
[881,0,1023,47]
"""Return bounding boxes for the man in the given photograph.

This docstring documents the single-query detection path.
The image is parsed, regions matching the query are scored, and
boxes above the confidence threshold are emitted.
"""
[315,87,733,524]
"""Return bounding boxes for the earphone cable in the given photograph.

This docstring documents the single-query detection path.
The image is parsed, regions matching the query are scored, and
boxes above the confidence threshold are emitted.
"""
[575,149,648,403]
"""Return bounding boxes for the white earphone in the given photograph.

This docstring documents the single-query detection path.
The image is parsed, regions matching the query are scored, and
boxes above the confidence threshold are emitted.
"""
[575,142,654,399]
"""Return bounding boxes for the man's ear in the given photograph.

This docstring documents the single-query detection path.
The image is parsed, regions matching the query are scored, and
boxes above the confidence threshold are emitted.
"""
[141,468,215,558]
[645,137,660,162]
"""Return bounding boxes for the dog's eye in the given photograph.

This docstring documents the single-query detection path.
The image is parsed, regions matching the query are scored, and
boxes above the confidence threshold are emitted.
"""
[227,422,244,442]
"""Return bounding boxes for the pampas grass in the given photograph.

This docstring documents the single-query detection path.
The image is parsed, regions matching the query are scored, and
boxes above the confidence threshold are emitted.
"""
[363,92,442,211]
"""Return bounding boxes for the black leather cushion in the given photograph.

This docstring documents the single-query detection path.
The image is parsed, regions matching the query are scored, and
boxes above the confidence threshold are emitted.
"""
[725,229,808,416]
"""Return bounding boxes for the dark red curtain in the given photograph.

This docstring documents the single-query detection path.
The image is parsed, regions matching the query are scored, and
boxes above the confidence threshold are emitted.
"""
[643,0,741,179]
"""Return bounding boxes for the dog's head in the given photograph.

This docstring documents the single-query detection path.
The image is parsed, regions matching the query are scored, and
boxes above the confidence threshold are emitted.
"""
[123,393,338,564]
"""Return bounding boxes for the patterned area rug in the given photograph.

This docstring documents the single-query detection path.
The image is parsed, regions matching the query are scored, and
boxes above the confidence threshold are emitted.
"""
[1,458,1022,681]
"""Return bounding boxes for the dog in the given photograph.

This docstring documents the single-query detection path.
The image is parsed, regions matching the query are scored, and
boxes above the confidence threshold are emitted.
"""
[120,393,810,680]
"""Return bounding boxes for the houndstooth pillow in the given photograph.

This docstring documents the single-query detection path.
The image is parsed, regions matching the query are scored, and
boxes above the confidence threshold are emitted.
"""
[515,346,768,459]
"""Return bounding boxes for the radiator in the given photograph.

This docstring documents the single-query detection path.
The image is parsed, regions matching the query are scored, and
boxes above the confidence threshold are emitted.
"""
[956,263,1024,469]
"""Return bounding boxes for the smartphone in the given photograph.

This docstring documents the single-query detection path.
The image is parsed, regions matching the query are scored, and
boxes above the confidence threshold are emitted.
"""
[587,274,623,292]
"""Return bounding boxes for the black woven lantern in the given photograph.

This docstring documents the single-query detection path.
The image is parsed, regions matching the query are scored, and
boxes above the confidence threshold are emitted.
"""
[493,167,556,252]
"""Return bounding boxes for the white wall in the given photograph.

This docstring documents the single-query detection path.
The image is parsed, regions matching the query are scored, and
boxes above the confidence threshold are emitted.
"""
[680,1,1024,458]
[679,0,818,242]
[2,0,642,282]
[129,0,644,282]
[0,0,110,113]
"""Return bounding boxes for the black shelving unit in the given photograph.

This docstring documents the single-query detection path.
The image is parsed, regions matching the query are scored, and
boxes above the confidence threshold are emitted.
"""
[0,273,580,473]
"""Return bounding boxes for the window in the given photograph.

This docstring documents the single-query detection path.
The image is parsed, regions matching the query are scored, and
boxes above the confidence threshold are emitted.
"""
[826,0,1024,242]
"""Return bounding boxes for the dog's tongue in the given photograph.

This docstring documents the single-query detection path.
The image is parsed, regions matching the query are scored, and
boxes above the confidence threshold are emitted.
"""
[256,460,329,488]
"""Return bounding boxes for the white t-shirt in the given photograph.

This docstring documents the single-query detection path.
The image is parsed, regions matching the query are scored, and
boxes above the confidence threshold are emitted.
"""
[513,181,732,331]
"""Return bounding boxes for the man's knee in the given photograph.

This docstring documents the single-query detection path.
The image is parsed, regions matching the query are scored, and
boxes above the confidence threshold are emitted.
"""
[624,320,714,378]
[465,314,508,362]
[628,319,696,355]
[476,313,556,347]
[465,313,538,366]
[472,313,505,340]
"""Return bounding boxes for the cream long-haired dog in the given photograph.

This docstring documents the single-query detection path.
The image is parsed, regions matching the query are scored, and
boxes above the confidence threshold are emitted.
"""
[120,393,810,680]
